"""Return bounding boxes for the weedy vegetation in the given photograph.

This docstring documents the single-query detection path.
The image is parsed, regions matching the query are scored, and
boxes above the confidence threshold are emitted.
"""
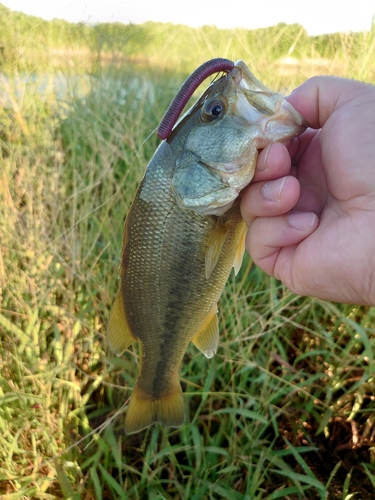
[1,3,375,498]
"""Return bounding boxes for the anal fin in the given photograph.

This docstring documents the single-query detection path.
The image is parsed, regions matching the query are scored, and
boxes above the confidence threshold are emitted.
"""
[191,306,219,359]
[107,293,136,355]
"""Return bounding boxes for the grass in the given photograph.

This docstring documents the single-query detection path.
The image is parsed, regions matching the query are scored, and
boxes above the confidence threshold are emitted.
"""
[1,25,375,499]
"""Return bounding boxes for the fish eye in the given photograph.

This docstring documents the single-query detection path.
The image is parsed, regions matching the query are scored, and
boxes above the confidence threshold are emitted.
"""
[202,99,226,122]
[210,102,223,116]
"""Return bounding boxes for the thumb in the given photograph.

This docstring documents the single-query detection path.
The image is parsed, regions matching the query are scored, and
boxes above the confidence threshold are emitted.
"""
[286,76,372,129]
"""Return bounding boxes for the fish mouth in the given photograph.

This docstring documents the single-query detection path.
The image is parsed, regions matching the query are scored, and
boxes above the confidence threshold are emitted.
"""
[233,60,308,140]
[281,99,309,129]
[233,60,275,93]
[263,99,308,140]
[232,96,307,139]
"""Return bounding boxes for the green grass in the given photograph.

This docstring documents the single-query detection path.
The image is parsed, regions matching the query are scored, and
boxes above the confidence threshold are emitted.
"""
[1,27,375,499]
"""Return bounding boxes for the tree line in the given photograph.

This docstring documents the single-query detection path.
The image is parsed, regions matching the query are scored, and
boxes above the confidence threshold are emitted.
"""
[0,2,374,71]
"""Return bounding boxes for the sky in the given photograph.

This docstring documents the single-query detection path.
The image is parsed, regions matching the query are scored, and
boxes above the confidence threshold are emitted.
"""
[2,0,375,36]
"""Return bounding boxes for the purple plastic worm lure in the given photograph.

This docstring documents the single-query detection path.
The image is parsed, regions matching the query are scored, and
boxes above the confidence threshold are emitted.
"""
[156,58,235,140]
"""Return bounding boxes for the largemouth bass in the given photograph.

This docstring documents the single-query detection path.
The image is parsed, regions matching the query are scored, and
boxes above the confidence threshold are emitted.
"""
[107,59,306,434]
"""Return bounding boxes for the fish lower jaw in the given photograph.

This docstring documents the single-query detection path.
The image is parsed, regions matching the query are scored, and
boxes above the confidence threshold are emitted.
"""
[261,101,307,140]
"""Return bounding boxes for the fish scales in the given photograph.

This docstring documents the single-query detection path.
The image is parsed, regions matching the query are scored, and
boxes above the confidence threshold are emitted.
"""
[107,60,307,434]
[121,145,245,396]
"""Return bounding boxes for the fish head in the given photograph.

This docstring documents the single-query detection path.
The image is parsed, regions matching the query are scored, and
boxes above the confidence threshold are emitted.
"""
[170,60,307,216]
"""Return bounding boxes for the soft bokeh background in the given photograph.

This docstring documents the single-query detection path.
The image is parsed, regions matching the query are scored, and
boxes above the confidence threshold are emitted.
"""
[2,0,375,34]
[1,1,375,498]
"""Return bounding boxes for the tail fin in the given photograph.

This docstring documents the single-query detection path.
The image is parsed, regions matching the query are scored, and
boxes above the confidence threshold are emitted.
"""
[124,378,185,434]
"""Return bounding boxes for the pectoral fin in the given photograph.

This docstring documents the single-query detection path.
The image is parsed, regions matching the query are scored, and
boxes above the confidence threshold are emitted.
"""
[233,222,247,276]
[205,218,231,279]
[191,306,219,358]
[107,293,136,355]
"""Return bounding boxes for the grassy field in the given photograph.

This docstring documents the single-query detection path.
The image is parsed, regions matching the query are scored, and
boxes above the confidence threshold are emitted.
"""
[1,16,375,500]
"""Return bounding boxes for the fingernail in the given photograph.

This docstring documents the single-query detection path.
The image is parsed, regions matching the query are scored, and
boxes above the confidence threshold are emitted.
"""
[262,177,287,202]
[257,146,269,170]
[288,212,316,230]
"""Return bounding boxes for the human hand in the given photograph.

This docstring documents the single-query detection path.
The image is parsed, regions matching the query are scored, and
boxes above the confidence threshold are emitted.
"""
[241,76,375,305]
